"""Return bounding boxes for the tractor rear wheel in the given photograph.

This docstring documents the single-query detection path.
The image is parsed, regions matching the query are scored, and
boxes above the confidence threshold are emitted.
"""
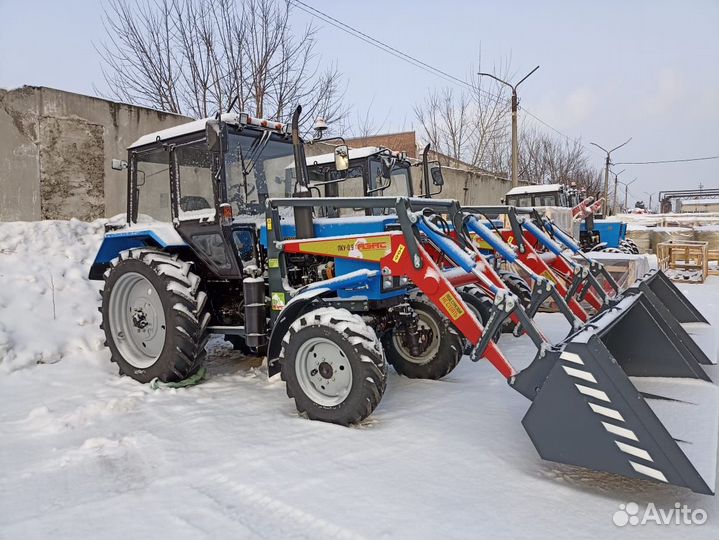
[458,284,501,344]
[498,270,532,333]
[101,248,209,384]
[280,307,387,426]
[382,295,463,380]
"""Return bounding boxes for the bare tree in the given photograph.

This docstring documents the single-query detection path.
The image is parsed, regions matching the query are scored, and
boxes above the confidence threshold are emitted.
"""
[413,56,602,192]
[518,126,602,193]
[97,0,345,127]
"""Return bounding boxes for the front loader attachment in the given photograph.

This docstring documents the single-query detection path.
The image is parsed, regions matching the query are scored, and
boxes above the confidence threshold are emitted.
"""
[633,269,708,324]
[513,292,718,494]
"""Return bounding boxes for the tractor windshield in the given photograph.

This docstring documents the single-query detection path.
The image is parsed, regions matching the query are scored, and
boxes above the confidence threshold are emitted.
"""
[368,160,412,198]
[224,129,295,215]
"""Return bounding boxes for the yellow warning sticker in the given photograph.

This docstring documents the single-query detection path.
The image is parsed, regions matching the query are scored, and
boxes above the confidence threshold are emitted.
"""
[266,218,273,231]
[268,258,279,268]
[271,292,286,310]
[439,291,465,321]
[392,244,405,263]
[542,270,557,284]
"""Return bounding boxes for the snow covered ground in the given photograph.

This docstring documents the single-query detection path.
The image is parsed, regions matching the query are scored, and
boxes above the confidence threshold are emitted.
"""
[0,219,717,539]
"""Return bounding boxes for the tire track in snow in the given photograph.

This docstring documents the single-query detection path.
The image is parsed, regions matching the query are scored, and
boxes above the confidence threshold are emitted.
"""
[191,473,367,540]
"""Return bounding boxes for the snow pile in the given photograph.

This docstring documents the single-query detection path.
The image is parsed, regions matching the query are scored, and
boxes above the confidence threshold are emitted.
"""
[0,219,106,372]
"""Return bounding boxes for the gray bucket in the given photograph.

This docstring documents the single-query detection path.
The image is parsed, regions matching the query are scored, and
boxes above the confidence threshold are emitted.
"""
[513,292,718,494]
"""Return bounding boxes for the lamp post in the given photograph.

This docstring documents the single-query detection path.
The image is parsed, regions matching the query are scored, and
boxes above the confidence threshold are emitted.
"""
[477,65,540,188]
[610,169,626,215]
[618,177,638,212]
[590,138,632,216]
[644,191,655,212]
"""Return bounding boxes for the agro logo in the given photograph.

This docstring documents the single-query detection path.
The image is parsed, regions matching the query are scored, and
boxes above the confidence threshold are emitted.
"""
[345,238,388,259]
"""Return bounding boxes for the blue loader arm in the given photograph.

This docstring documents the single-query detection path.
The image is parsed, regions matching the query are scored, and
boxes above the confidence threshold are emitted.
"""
[521,219,565,257]
[544,220,581,254]
[417,217,476,273]
[465,217,517,263]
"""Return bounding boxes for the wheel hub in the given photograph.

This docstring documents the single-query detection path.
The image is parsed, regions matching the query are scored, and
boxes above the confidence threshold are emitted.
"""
[295,337,353,407]
[318,361,334,379]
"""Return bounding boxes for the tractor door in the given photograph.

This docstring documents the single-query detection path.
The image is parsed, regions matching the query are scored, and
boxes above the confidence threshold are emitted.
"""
[170,139,243,278]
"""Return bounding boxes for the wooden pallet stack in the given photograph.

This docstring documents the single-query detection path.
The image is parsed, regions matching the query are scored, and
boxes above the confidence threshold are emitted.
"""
[656,240,710,282]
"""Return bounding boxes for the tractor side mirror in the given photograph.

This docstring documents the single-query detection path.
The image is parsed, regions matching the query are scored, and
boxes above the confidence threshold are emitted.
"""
[206,119,228,153]
[380,155,396,179]
[111,159,127,171]
[334,145,350,171]
[430,164,444,186]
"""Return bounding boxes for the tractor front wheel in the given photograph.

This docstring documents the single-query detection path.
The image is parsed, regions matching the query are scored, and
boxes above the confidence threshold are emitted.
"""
[382,296,463,380]
[280,307,387,426]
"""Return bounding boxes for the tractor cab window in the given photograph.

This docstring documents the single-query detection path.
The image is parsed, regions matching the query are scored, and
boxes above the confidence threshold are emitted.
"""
[535,193,558,206]
[368,159,410,198]
[515,195,532,207]
[174,140,216,221]
[133,147,171,222]
[224,129,295,215]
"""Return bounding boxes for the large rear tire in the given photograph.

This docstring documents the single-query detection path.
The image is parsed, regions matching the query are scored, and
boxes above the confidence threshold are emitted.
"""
[498,270,532,333]
[280,307,387,426]
[101,248,209,384]
[382,295,463,380]
[458,284,501,344]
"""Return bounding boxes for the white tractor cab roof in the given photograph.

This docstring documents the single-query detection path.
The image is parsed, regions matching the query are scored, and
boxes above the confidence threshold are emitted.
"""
[505,183,565,196]
[128,112,287,149]
[306,146,407,166]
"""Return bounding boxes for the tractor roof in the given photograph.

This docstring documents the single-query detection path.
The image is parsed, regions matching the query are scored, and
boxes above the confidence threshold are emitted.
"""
[128,112,286,149]
[505,183,565,196]
[306,146,385,166]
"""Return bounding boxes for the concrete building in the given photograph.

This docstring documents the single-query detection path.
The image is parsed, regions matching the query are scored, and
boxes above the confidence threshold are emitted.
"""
[0,86,192,221]
[677,197,719,213]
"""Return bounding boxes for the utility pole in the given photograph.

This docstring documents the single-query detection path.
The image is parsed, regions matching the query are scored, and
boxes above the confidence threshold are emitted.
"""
[622,177,637,211]
[590,138,632,216]
[644,191,655,212]
[478,65,540,188]
[610,169,625,215]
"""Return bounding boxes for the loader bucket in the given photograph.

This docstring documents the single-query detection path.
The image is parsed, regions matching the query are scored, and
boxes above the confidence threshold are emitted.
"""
[629,269,716,365]
[634,269,708,324]
[513,292,718,494]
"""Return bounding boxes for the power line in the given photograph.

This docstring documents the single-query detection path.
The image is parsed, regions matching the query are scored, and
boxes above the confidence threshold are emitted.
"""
[289,0,475,92]
[614,155,719,165]
[290,0,590,149]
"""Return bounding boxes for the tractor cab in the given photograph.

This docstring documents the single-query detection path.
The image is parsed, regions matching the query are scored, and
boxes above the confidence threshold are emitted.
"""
[303,143,445,216]
[504,183,569,208]
[98,113,296,281]
[304,146,413,216]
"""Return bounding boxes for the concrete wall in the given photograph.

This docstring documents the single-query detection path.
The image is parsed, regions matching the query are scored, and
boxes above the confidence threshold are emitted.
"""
[0,86,191,221]
[412,163,529,205]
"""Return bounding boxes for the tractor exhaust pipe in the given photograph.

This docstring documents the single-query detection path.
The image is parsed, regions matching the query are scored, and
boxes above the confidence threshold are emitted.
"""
[290,105,314,239]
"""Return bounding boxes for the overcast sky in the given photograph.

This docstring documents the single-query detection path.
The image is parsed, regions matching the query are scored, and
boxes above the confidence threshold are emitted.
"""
[1,0,717,207]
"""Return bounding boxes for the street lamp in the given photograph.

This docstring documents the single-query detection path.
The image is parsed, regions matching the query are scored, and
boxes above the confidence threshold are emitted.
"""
[610,169,625,215]
[477,65,540,188]
[590,138,632,216]
[618,177,638,212]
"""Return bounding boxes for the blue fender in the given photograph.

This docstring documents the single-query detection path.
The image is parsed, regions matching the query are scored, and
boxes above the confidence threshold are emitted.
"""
[88,229,187,280]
